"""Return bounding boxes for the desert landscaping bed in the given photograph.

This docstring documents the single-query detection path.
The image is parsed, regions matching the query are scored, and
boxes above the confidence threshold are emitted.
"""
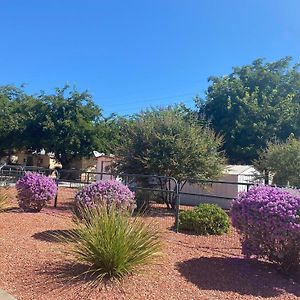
[0,190,299,300]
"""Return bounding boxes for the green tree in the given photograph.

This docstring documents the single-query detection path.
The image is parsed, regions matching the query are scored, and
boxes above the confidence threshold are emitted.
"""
[115,107,225,208]
[39,85,102,168]
[254,136,300,187]
[0,85,41,155]
[0,85,20,155]
[95,115,130,155]
[0,84,124,168]
[199,57,300,164]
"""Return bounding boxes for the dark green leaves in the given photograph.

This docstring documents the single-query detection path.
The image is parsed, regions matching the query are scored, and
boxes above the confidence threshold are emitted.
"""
[115,106,225,185]
[200,57,300,164]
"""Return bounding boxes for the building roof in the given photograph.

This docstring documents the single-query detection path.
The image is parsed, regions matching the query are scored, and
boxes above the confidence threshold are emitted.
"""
[93,151,115,159]
[224,165,256,175]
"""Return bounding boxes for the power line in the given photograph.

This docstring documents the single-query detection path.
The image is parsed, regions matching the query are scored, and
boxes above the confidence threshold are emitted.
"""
[99,91,197,106]
[103,97,197,115]
[93,80,203,103]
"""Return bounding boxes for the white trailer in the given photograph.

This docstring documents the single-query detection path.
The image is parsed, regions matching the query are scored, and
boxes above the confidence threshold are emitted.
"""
[179,165,261,209]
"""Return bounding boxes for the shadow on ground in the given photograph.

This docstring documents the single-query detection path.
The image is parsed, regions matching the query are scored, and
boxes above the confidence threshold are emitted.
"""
[176,257,300,298]
[143,204,176,218]
[32,229,75,243]
[38,261,97,285]
[48,200,75,211]
[32,260,120,298]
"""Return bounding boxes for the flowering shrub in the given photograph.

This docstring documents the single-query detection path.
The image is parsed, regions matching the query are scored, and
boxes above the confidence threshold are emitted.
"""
[179,204,230,235]
[231,185,300,273]
[16,172,57,212]
[74,180,135,216]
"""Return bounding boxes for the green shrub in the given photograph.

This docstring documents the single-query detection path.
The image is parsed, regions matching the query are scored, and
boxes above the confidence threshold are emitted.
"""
[255,137,300,187]
[134,190,151,212]
[179,203,230,235]
[58,204,162,281]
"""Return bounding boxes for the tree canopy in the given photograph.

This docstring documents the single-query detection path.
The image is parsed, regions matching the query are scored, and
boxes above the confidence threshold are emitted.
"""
[199,57,300,164]
[2,56,300,176]
[0,85,123,167]
[254,136,300,187]
[0,85,40,154]
[38,86,102,167]
[114,106,225,207]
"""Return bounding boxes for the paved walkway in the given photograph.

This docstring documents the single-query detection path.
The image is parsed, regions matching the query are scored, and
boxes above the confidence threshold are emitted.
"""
[0,290,16,300]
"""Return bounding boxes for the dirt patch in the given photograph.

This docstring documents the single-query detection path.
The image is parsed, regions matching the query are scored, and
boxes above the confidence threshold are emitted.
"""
[0,194,299,300]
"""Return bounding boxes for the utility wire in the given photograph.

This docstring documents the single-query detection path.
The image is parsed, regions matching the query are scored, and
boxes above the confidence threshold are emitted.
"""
[98,91,196,106]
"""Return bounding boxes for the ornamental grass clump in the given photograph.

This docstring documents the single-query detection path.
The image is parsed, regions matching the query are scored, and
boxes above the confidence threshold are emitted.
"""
[58,204,162,282]
[74,180,135,217]
[231,185,300,273]
[16,172,57,212]
[179,203,230,235]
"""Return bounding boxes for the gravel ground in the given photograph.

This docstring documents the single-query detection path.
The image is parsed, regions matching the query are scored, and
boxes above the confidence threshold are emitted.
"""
[0,189,299,300]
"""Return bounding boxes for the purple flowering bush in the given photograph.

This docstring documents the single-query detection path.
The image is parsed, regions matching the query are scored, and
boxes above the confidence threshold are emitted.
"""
[16,172,57,212]
[231,185,300,273]
[74,180,135,217]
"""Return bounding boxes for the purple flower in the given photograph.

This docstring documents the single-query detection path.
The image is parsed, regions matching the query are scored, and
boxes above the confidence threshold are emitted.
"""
[75,180,136,214]
[231,185,300,272]
[16,172,57,212]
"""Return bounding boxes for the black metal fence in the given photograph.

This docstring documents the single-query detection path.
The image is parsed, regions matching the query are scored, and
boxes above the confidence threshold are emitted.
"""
[0,165,182,231]
[0,164,262,232]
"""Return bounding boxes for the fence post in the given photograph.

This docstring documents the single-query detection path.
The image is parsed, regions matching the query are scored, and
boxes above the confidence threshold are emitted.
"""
[54,169,60,208]
[174,180,180,233]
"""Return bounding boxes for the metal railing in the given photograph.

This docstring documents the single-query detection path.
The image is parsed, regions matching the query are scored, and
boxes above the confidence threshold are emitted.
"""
[56,170,181,231]
[0,165,266,232]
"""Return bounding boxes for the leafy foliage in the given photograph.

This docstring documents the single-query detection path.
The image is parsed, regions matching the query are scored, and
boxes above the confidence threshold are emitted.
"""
[94,115,129,155]
[231,185,300,273]
[37,85,102,167]
[199,57,300,163]
[16,172,57,212]
[0,85,40,154]
[74,180,136,218]
[58,204,162,281]
[179,204,230,235]
[0,84,123,168]
[255,136,300,187]
[134,190,152,213]
[115,107,225,208]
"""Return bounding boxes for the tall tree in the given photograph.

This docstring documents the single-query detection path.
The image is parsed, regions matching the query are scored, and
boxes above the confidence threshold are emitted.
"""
[114,106,225,208]
[38,85,102,168]
[0,85,41,155]
[0,84,124,168]
[199,57,300,164]
[94,114,129,155]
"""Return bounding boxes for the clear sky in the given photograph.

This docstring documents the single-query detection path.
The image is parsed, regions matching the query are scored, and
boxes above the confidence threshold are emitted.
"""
[1,0,299,116]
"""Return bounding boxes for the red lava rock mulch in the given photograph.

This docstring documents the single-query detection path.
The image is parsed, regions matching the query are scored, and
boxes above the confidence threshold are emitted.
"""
[0,190,299,300]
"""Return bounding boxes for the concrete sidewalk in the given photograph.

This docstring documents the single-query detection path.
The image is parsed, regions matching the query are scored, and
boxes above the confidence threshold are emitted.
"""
[0,290,16,300]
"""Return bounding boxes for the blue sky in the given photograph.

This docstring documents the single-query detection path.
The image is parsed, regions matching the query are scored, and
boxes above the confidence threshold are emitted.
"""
[1,0,299,116]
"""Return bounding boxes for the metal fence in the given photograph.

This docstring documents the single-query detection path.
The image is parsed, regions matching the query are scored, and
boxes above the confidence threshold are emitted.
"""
[0,165,182,231]
[0,165,262,232]
[56,169,181,231]
[178,179,256,210]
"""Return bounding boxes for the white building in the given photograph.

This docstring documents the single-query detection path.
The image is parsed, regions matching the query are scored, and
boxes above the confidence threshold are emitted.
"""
[179,165,262,209]
[93,151,115,181]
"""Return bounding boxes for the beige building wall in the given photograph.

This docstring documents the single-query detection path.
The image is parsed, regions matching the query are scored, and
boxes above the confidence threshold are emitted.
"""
[68,157,97,171]
[96,156,115,181]
[13,151,61,169]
